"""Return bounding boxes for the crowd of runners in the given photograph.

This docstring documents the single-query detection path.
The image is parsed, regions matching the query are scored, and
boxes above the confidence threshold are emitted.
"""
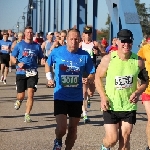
[0,26,150,150]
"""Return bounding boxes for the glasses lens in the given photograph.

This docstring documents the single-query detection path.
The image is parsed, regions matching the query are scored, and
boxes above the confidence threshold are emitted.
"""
[121,39,132,43]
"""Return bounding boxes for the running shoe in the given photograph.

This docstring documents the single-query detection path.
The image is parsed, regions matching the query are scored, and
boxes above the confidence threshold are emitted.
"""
[83,115,90,124]
[14,100,22,110]
[53,139,62,150]
[0,76,4,82]
[100,145,110,150]
[24,113,32,123]
[3,79,6,85]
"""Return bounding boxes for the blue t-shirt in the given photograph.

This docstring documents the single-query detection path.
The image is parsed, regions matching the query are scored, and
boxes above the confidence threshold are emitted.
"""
[47,45,95,101]
[11,40,44,75]
[105,45,111,53]
[0,39,12,54]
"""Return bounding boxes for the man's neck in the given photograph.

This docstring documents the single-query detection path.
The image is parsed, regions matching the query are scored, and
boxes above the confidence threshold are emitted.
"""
[67,46,78,53]
[117,50,131,61]
[24,39,33,43]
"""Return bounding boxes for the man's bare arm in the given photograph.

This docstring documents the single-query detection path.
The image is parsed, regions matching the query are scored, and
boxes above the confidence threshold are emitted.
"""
[11,41,17,51]
[41,41,45,52]
[95,54,110,98]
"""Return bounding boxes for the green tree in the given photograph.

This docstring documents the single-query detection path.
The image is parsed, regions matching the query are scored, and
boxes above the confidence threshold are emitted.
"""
[97,14,110,41]
[105,14,110,30]
[135,0,150,35]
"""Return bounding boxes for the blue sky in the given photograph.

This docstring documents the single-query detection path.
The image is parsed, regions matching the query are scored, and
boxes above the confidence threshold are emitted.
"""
[0,0,149,32]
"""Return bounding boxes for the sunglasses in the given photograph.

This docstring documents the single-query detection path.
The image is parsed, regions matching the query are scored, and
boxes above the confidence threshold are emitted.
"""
[3,34,9,36]
[121,39,133,43]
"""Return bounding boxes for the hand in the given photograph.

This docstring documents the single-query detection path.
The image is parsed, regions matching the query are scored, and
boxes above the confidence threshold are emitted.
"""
[82,78,88,84]
[129,92,140,104]
[101,96,110,111]
[87,77,94,84]
[18,62,24,68]
[41,58,46,65]
[48,79,55,87]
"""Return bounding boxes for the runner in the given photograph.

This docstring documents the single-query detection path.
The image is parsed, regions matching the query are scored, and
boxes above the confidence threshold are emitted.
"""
[0,31,12,84]
[11,32,24,51]
[11,26,45,122]
[79,26,105,123]
[54,32,60,42]
[95,29,149,150]
[50,30,67,51]
[11,32,24,85]
[41,32,54,59]
[105,37,118,53]
[41,32,54,88]
[33,32,44,45]
[45,28,95,150]
[101,37,108,50]
[138,36,150,150]
[8,29,16,72]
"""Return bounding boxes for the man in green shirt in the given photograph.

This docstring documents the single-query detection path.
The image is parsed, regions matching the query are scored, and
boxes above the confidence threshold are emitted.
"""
[95,29,149,150]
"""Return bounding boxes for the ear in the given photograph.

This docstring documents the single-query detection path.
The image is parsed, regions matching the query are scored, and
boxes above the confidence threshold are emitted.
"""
[116,39,119,45]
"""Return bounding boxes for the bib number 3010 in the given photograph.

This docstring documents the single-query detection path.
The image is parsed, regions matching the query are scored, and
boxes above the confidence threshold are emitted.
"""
[61,75,79,87]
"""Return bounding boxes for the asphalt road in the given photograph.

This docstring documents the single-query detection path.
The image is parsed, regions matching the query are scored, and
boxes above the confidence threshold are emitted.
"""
[0,65,148,150]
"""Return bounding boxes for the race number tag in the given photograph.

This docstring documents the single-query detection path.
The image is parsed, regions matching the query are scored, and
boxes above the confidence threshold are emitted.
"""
[26,69,37,77]
[115,75,133,90]
[61,75,79,87]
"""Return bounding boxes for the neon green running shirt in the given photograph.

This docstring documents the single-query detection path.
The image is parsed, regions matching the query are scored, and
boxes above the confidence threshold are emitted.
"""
[105,51,140,111]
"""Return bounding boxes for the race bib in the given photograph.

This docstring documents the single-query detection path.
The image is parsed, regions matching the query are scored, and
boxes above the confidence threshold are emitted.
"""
[1,45,9,51]
[115,75,133,90]
[61,75,79,87]
[26,69,37,77]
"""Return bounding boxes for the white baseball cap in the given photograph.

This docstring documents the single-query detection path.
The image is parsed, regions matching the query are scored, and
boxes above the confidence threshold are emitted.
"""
[47,32,54,35]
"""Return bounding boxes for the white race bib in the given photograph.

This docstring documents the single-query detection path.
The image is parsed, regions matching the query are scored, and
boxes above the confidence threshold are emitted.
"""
[61,75,79,87]
[26,69,37,77]
[115,75,133,90]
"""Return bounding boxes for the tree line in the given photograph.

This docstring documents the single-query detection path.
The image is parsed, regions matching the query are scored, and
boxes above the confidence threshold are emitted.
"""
[97,0,150,40]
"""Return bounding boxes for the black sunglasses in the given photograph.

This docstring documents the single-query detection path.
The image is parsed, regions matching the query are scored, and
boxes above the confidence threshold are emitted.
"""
[121,39,133,43]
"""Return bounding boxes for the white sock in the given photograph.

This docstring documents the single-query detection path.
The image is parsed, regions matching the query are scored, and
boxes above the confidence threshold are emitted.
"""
[83,111,87,116]
[87,95,90,100]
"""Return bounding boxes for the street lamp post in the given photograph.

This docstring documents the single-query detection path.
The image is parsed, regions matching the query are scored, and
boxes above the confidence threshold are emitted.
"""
[16,22,19,32]
[39,0,43,32]
[22,13,25,30]
[30,0,43,32]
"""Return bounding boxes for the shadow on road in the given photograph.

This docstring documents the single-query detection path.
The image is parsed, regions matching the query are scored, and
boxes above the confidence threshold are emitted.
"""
[0,124,56,132]
[0,112,54,118]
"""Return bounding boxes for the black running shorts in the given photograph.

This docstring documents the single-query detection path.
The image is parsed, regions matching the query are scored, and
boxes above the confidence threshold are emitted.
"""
[54,100,83,118]
[16,74,38,93]
[0,53,10,67]
[103,110,136,124]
